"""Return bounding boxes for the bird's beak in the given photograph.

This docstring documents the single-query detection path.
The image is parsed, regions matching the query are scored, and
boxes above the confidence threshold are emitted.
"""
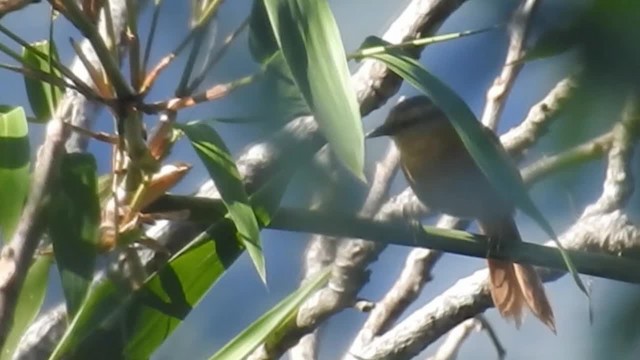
[365,123,391,139]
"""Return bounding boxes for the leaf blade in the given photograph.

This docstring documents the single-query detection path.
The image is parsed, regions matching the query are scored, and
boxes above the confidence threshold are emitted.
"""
[22,41,63,122]
[49,167,294,359]
[177,121,266,282]
[260,0,364,179]
[0,256,52,360]
[209,268,330,360]
[0,106,29,241]
[48,153,100,316]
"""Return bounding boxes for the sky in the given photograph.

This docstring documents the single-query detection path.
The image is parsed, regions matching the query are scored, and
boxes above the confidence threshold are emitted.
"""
[2,1,639,359]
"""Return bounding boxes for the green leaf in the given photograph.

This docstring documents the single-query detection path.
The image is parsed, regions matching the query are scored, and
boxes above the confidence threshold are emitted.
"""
[0,106,29,241]
[249,3,310,121]
[97,173,112,208]
[260,52,311,121]
[360,36,589,297]
[348,26,499,60]
[22,41,63,122]
[524,24,581,62]
[48,153,100,316]
[210,268,330,360]
[48,222,244,360]
[250,164,293,228]
[49,167,294,359]
[248,0,278,64]
[259,0,364,179]
[177,121,266,282]
[0,256,52,360]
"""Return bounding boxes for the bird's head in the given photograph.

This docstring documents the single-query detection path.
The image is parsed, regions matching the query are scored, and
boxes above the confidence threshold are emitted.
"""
[366,96,448,139]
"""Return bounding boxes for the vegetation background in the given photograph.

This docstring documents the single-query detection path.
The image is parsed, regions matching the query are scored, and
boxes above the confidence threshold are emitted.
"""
[1,0,639,359]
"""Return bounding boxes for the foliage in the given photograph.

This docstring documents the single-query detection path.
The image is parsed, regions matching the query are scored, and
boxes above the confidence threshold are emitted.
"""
[0,1,637,359]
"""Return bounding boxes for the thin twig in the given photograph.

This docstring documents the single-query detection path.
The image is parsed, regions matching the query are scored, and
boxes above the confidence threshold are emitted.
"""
[425,315,505,360]
[66,123,119,144]
[142,0,163,74]
[14,2,148,357]
[139,2,217,94]
[0,0,34,16]
[426,317,481,360]
[476,315,506,359]
[143,73,258,112]
[186,16,250,93]
[0,0,139,351]
[501,74,579,154]
[348,217,455,351]
[480,0,540,130]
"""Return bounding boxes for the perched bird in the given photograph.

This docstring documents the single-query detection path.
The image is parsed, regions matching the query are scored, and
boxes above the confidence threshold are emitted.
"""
[367,96,555,332]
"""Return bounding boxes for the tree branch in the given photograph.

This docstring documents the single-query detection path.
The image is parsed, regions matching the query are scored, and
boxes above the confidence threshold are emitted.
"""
[346,95,640,360]
[0,111,67,349]
[264,207,640,283]
[425,316,504,360]
[12,1,147,358]
[0,0,142,347]
[289,141,401,360]
[18,1,475,357]
[501,75,579,154]
[347,72,580,354]
[247,1,477,358]
[480,0,540,130]
[347,216,457,353]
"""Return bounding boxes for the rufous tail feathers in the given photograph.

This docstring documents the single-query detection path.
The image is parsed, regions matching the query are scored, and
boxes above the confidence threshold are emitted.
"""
[482,218,556,333]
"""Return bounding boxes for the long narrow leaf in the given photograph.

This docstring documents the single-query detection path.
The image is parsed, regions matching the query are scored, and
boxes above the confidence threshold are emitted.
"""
[248,1,278,64]
[47,223,244,360]
[259,0,364,179]
[49,164,294,359]
[0,106,29,241]
[360,36,588,297]
[48,153,100,316]
[177,121,266,282]
[22,41,63,122]
[0,256,52,360]
[210,268,330,360]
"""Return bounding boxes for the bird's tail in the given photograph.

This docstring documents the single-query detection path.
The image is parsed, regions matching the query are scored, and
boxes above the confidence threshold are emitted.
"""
[481,217,556,333]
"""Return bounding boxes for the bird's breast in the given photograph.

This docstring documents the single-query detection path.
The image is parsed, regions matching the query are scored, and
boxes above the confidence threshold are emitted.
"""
[394,129,511,220]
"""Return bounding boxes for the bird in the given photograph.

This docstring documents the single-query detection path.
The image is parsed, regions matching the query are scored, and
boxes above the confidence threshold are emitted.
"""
[367,95,555,332]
